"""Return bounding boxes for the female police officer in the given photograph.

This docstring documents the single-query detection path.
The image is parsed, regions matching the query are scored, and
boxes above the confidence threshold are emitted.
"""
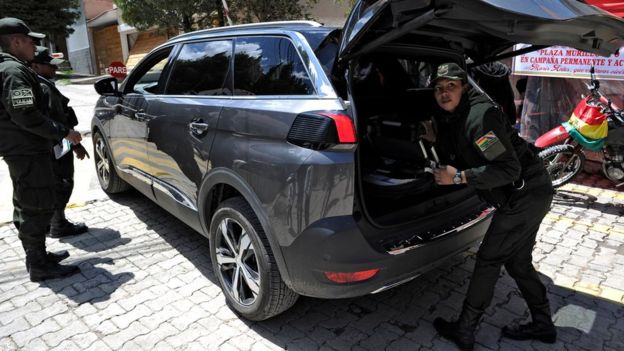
[430,63,555,350]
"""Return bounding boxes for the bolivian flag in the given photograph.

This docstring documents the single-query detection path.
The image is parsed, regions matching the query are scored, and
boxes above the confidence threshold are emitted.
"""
[562,96,608,151]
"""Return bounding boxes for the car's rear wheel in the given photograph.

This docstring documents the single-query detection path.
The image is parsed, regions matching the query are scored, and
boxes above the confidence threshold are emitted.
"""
[93,131,130,194]
[209,197,298,321]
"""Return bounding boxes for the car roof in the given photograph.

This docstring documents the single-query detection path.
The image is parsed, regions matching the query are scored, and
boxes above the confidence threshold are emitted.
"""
[162,21,337,48]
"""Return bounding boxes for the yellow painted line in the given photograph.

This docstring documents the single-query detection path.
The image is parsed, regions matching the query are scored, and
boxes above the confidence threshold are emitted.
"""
[545,276,624,303]
[600,286,624,303]
[573,281,601,295]
[544,212,620,236]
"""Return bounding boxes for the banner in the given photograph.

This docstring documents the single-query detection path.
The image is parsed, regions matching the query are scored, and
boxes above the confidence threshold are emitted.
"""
[512,45,624,80]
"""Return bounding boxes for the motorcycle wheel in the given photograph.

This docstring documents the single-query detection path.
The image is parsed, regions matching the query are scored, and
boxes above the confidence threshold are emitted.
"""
[538,144,585,188]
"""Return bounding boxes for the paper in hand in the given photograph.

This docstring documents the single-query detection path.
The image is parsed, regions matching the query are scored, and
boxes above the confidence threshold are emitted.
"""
[53,138,72,159]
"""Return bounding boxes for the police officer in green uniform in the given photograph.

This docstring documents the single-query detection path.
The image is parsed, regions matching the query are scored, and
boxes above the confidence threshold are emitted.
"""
[0,17,82,281]
[430,63,556,350]
[30,46,89,238]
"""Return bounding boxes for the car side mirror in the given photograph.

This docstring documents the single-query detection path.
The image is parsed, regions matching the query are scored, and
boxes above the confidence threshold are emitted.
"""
[94,77,120,96]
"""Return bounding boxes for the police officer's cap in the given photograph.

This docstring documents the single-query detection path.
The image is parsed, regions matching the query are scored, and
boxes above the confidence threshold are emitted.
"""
[431,62,467,85]
[32,46,64,65]
[0,17,45,39]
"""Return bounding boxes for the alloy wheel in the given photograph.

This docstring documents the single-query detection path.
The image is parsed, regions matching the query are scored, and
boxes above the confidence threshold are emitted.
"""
[94,136,111,189]
[214,217,261,306]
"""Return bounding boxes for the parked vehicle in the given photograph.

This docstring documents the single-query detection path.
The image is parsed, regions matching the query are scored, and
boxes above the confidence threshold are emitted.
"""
[535,66,624,188]
[91,0,624,320]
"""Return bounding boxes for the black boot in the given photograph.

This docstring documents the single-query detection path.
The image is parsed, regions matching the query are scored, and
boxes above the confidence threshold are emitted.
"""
[26,249,81,282]
[49,218,88,238]
[434,303,484,351]
[25,250,70,269]
[502,303,556,343]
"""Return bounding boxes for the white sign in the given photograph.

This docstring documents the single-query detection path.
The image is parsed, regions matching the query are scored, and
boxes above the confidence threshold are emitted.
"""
[512,45,624,80]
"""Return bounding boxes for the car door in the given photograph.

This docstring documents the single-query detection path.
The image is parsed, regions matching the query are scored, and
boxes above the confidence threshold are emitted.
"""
[339,0,624,62]
[144,39,232,226]
[108,47,174,198]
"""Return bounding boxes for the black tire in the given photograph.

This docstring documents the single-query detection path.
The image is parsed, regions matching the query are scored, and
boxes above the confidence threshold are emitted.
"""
[209,197,298,321]
[538,144,585,188]
[93,131,130,194]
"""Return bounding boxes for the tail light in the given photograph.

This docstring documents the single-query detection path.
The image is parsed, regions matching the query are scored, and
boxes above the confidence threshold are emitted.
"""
[287,111,357,150]
[324,268,380,283]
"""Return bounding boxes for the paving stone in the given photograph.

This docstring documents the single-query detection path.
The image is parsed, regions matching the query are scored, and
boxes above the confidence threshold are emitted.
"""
[0,316,30,339]
[11,318,61,348]
[69,332,99,348]
[130,322,179,350]
[1,173,622,350]
[101,320,149,349]
[0,337,19,351]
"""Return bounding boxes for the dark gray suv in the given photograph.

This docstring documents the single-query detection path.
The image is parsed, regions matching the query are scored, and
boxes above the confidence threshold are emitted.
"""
[91,0,624,320]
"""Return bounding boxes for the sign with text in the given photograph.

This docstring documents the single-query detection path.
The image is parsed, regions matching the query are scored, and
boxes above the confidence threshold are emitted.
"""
[105,61,127,79]
[512,45,624,80]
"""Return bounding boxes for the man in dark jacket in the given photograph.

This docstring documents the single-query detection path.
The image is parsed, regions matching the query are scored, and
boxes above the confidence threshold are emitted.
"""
[431,63,555,350]
[0,17,82,281]
[30,46,89,238]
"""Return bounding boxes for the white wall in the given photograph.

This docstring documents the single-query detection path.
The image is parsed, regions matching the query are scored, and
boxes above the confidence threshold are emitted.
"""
[66,0,94,74]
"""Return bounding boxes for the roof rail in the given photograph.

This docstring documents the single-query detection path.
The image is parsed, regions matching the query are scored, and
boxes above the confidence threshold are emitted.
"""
[171,21,323,41]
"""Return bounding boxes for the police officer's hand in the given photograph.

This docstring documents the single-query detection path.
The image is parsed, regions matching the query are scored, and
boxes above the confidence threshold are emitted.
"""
[65,130,82,145]
[73,143,89,160]
[433,164,457,185]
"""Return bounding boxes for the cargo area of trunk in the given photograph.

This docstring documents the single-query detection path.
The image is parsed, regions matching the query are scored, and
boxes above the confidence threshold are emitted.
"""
[350,53,488,249]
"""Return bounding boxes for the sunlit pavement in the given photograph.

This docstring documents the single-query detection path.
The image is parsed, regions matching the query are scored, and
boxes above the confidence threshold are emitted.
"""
[0,168,622,350]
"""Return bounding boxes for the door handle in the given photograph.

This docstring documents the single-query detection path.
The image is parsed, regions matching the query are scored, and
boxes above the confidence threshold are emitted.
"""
[189,121,209,135]
[135,111,147,121]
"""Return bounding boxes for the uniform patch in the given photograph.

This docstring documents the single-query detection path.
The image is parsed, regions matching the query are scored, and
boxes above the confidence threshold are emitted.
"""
[475,131,499,151]
[11,89,34,108]
[475,131,506,161]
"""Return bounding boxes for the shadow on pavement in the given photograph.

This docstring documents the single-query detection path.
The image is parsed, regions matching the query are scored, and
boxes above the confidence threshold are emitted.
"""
[554,190,624,216]
[39,256,134,305]
[541,273,624,351]
[92,190,624,350]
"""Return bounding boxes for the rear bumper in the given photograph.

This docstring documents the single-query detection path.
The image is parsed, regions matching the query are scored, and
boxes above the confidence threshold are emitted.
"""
[280,210,492,298]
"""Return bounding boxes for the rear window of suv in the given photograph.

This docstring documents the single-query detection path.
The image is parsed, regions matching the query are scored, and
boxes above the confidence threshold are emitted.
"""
[233,37,315,96]
[166,40,232,96]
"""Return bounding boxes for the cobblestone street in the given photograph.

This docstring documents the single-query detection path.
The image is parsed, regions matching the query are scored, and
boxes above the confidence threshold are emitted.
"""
[1,173,623,351]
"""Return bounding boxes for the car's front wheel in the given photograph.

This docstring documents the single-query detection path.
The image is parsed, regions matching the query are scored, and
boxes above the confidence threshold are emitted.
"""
[93,131,130,194]
[209,197,298,321]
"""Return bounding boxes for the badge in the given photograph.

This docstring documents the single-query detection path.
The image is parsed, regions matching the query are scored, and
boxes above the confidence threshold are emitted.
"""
[11,89,34,108]
[438,64,449,76]
[475,131,506,161]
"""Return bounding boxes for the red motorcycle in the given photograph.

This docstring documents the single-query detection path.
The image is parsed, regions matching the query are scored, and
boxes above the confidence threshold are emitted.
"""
[534,67,624,188]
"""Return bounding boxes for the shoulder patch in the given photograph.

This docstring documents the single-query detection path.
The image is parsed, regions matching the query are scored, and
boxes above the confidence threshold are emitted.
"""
[11,89,34,108]
[475,131,499,151]
[475,130,506,161]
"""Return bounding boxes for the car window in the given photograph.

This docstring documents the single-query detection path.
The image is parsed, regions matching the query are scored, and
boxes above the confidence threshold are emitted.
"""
[233,37,315,96]
[166,40,232,96]
[129,49,172,95]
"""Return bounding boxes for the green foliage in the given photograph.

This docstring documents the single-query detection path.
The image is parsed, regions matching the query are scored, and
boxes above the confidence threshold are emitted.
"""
[114,0,224,32]
[0,0,80,37]
[114,0,322,32]
[233,0,319,23]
